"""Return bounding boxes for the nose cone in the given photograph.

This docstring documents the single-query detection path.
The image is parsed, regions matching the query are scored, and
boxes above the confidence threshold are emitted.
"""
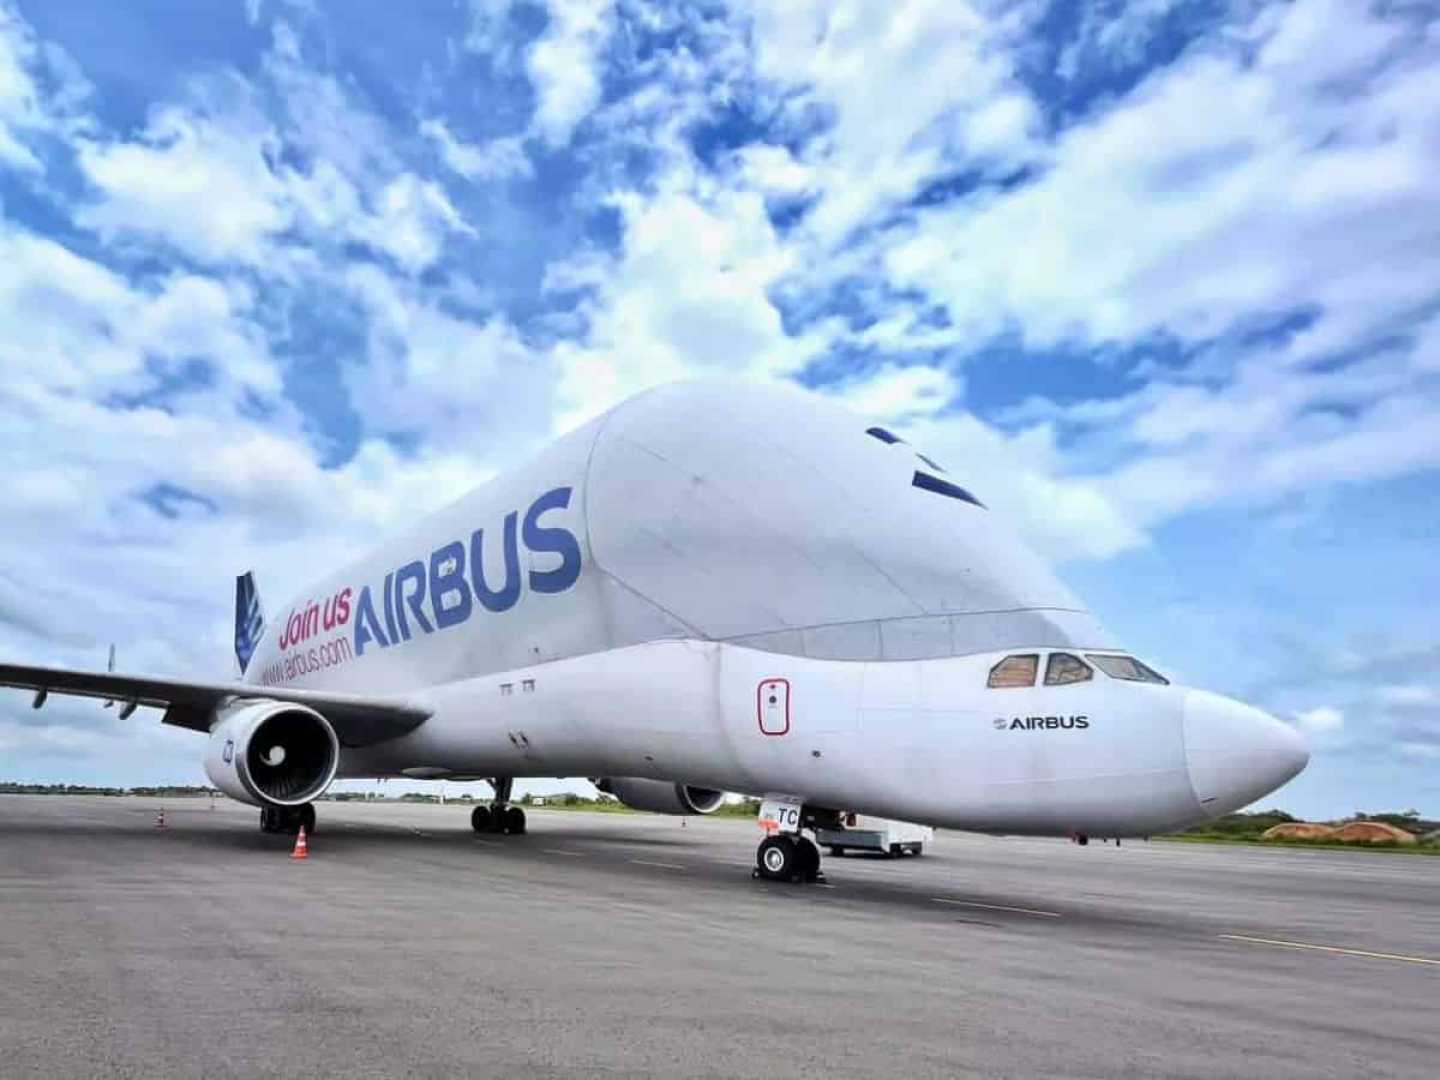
[1184,690,1309,818]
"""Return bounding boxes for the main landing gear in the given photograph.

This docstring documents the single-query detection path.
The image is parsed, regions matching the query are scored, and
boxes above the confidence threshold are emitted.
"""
[470,777,527,836]
[260,803,316,835]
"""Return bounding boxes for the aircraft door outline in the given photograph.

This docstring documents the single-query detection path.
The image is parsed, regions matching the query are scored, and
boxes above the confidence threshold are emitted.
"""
[757,678,790,736]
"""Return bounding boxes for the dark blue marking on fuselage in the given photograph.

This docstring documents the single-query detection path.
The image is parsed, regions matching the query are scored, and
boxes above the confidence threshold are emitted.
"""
[912,470,985,509]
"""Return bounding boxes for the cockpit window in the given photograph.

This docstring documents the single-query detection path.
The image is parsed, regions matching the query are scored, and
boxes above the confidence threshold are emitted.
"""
[866,426,903,445]
[988,654,1038,688]
[1045,652,1093,686]
[1086,654,1169,685]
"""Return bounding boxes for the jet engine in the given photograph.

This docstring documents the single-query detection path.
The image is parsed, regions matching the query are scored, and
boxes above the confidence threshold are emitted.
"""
[203,700,340,807]
[593,777,725,815]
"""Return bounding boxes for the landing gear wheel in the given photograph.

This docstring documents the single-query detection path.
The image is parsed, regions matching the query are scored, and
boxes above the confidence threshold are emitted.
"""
[260,807,277,834]
[471,806,493,833]
[795,836,821,882]
[299,803,316,835]
[828,846,845,858]
[502,806,527,835]
[757,835,800,881]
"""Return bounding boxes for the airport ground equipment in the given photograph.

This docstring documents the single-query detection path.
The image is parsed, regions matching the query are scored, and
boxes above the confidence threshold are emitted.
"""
[814,813,933,857]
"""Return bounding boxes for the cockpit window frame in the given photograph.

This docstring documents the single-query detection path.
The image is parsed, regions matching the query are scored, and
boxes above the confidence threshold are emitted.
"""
[1085,653,1170,685]
[1044,652,1093,686]
[988,653,1039,689]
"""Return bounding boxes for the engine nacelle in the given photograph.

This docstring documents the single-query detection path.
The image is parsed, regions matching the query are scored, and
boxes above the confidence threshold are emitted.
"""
[203,700,340,808]
[593,777,725,815]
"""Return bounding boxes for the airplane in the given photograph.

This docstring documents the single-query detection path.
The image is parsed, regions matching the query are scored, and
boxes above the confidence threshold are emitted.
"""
[0,379,1308,883]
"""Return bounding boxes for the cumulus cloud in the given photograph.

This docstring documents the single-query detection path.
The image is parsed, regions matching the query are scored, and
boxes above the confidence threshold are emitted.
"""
[1296,706,1343,733]
[826,364,960,424]
[739,0,1041,246]
[77,105,291,263]
[881,0,1440,349]
[421,118,532,181]
[549,184,825,430]
[0,3,44,169]
[525,0,616,147]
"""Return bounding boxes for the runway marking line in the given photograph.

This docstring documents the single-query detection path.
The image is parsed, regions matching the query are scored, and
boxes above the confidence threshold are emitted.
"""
[628,858,685,870]
[542,848,585,857]
[1220,934,1440,967]
[931,897,1061,919]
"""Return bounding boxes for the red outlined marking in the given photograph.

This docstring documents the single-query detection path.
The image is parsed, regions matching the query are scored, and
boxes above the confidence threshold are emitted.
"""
[757,678,790,736]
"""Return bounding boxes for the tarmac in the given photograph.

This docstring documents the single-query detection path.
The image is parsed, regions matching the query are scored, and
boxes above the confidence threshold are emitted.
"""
[1,794,1436,1079]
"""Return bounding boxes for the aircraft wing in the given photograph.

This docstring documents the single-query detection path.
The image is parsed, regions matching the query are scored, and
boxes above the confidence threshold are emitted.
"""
[0,661,430,747]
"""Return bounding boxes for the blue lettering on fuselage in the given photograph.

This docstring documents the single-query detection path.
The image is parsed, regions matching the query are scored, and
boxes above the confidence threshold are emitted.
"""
[353,486,582,657]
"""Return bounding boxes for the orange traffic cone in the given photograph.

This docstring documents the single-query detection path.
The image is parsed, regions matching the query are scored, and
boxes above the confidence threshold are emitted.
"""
[155,808,166,829]
[290,825,309,860]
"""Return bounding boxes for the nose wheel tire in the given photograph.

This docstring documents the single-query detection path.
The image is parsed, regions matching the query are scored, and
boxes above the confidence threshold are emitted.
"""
[471,806,492,833]
[755,834,822,883]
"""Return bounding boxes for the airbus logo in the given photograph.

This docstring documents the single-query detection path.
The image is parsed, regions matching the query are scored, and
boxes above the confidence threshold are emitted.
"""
[995,715,1090,730]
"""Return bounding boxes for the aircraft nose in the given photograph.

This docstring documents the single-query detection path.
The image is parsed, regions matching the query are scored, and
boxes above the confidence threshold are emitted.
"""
[1184,690,1309,818]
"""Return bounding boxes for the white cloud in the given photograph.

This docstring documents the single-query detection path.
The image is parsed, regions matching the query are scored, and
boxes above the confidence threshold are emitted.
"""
[0,1,88,170]
[826,363,959,424]
[0,228,279,397]
[0,4,42,169]
[881,0,1440,350]
[526,0,616,147]
[1296,706,1344,733]
[344,263,554,449]
[1377,686,1440,708]
[74,44,472,274]
[738,0,1041,246]
[421,118,532,181]
[353,173,473,274]
[732,143,813,199]
[77,105,291,264]
[548,184,826,431]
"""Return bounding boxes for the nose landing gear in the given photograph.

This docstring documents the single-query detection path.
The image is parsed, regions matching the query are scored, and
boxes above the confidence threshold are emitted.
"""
[754,833,822,883]
[753,801,838,883]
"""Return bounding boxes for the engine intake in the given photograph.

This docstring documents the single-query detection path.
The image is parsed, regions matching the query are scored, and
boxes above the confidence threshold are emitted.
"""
[204,701,340,807]
[594,777,725,815]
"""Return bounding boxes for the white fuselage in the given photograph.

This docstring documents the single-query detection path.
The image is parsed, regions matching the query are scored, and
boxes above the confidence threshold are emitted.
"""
[241,380,1307,835]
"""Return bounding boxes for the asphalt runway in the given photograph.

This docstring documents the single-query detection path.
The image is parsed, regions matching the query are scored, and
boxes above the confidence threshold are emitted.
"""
[1,795,1436,1080]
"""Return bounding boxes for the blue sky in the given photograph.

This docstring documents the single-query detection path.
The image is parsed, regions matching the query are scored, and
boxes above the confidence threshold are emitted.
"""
[0,0,1437,818]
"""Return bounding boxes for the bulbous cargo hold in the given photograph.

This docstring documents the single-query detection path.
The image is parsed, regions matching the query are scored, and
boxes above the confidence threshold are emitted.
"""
[581,379,1114,662]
